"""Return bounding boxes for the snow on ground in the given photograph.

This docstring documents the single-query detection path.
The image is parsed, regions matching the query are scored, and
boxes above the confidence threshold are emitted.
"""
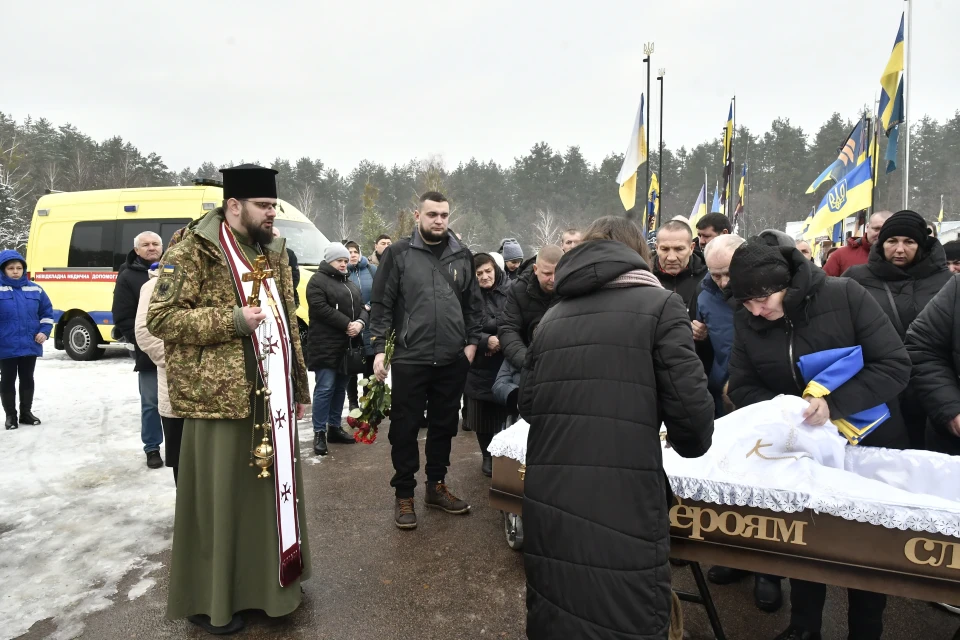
[0,345,175,640]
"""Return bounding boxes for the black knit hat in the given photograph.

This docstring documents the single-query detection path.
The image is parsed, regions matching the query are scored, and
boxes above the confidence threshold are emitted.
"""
[729,243,792,302]
[878,210,929,247]
[944,240,960,262]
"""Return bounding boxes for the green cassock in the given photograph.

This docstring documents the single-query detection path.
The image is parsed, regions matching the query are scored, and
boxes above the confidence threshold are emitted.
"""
[165,236,312,627]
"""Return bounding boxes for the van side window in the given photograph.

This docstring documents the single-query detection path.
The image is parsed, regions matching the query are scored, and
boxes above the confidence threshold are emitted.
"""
[116,219,191,269]
[68,222,117,269]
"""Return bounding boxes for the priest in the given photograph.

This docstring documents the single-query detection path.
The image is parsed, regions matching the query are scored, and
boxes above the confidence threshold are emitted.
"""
[148,164,312,634]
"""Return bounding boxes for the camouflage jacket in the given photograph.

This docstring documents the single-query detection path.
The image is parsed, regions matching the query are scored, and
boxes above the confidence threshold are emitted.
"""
[147,209,310,419]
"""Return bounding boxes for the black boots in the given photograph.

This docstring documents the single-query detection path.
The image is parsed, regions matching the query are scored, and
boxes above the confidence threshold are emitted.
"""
[327,424,356,444]
[2,391,16,430]
[481,455,492,477]
[17,387,40,425]
[188,614,245,635]
[314,431,328,456]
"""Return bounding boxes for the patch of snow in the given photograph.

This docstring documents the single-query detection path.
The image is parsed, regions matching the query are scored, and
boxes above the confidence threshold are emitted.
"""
[0,346,175,640]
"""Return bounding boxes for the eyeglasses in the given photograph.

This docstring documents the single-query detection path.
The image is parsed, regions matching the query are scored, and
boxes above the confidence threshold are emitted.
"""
[242,200,279,211]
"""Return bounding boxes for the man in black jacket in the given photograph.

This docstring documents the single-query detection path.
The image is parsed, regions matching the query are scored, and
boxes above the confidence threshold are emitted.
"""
[370,191,483,530]
[498,245,562,371]
[112,231,164,469]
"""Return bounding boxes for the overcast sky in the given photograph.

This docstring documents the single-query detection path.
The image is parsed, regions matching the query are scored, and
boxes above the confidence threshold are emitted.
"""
[5,0,957,175]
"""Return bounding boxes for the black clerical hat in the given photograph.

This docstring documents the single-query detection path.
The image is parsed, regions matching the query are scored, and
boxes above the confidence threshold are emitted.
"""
[220,164,279,200]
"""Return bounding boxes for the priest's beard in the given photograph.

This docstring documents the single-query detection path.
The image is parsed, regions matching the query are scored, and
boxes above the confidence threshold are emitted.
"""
[240,205,275,247]
[419,221,446,244]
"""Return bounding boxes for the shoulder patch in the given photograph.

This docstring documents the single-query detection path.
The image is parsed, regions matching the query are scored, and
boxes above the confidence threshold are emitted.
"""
[153,265,184,304]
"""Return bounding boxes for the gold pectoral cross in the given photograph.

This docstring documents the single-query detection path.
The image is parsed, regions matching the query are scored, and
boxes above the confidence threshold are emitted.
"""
[242,255,274,307]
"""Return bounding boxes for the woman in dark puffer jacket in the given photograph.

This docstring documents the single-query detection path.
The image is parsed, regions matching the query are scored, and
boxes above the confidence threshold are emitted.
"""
[727,243,911,640]
[519,217,714,640]
[462,253,512,476]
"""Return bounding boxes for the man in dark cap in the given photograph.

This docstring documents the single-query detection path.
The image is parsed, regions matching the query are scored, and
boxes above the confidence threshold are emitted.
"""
[945,240,960,274]
[149,164,312,634]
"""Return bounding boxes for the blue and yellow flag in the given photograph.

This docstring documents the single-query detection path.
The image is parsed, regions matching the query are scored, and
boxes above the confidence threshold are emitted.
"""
[721,102,734,208]
[616,95,648,210]
[879,13,905,134]
[806,116,869,194]
[808,157,873,239]
[688,183,707,227]
[797,346,890,445]
[645,172,660,233]
[883,79,904,174]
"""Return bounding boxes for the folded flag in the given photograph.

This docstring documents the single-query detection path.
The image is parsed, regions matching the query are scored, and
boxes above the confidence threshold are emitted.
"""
[797,346,890,446]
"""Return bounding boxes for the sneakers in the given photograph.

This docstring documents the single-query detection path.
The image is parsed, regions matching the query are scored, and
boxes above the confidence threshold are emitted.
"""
[395,497,417,529]
[425,482,471,514]
[313,431,328,456]
[146,451,164,469]
[772,625,820,640]
[187,613,245,635]
[326,425,356,444]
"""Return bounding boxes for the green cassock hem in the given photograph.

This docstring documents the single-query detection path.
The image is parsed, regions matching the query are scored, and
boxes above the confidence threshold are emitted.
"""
[165,417,312,627]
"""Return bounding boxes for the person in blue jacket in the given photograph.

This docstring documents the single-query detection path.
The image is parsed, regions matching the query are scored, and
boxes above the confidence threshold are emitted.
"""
[696,234,744,418]
[0,250,54,429]
[345,241,377,410]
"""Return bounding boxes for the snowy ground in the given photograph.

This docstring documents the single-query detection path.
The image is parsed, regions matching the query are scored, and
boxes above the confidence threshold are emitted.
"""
[0,345,176,640]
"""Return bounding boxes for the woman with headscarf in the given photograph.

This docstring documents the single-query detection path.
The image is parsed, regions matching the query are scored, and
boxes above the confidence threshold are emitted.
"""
[726,242,911,640]
[844,210,951,449]
[519,216,714,640]
[0,250,54,429]
[462,253,512,476]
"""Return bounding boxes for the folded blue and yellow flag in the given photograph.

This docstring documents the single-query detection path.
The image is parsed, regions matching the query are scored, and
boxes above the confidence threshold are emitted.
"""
[797,346,890,446]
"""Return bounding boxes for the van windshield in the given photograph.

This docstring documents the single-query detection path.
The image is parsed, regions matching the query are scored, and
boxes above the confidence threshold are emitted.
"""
[273,220,329,266]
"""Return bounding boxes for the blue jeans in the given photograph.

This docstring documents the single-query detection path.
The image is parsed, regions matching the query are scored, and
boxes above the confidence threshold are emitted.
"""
[138,370,163,453]
[312,369,349,433]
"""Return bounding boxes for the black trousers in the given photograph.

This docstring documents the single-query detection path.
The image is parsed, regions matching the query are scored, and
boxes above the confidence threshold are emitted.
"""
[161,416,184,485]
[389,358,470,499]
[790,578,886,639]
[346,357,376,407]
[0,356,37,410]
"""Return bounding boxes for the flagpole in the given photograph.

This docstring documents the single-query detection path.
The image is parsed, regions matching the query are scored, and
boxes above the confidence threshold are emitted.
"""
[643,43,654,218]
[903,0,912,209]
[731,95,737,214]
[657,68,665,224]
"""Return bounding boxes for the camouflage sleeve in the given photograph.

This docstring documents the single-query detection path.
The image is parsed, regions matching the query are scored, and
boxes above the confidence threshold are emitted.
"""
[279,246,311,406]
[147,240,237,346]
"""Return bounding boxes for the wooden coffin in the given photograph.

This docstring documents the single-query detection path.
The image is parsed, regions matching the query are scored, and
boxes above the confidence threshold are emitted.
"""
[490,455,960,606]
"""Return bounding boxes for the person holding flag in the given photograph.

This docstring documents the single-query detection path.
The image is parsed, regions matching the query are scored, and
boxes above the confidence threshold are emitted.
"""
[726,242,910,640]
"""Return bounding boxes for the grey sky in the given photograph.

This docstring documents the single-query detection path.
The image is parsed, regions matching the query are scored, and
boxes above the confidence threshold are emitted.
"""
[5,0,957,175]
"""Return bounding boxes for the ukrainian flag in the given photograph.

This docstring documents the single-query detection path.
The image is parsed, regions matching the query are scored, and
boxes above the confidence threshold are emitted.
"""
[879,13,905,133]
[808,157,873,239]
[645,172,660,232]
[722,102,734,206]
[617,94,648,211]
[688,184,707,226]
[883,79,904,173]
[806,116,869,194]
[797,347,890,445]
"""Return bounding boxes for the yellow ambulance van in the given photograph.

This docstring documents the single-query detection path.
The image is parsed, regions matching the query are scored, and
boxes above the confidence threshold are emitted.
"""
[26,180,328,360]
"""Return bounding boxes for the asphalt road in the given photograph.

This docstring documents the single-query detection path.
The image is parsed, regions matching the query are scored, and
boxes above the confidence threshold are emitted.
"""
[16,425,960,640]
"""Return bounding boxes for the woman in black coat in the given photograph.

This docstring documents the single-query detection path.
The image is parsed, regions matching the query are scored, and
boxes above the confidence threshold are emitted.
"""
[727,243,911,640]
[844,210,951,448]
[305,243,368,456]
[905,275,960,455]
[519,217,714,640]
[462,253,511,476]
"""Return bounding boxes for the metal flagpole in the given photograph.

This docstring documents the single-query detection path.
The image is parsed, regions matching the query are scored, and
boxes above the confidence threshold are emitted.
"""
[657,69,665,224]
[704,167,708,220]
[903,0,912,209]
[643,43,654,218]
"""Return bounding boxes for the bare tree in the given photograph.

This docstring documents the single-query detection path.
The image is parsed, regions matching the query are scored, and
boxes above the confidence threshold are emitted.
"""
[42,161,60,192]
[334,204,354,242]
[72,149,93,190]
[294,184,316,221]
[531,208,562,250]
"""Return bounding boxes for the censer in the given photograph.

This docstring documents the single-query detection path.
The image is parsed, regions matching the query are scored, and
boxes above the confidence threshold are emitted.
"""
[245,254,276,479]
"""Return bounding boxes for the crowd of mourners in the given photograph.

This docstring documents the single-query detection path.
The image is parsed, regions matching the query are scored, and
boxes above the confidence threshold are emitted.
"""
[5,185,960,639]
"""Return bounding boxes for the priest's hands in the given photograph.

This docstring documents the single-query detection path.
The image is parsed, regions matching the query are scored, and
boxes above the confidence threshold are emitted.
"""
[802,397,830,427]
[295,403,306,420]
[374,353,389,382]
[948,415,960,438]
[243,306,266,332]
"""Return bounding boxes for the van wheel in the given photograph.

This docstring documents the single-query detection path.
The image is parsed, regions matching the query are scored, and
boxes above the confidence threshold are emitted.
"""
[65,317,105,361]
[504,512,524,551]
